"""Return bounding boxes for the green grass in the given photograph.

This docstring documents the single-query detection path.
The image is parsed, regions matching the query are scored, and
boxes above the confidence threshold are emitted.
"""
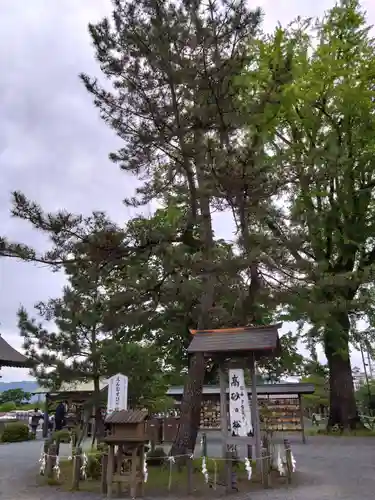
[16,404,36,410]
[38,454,293,496]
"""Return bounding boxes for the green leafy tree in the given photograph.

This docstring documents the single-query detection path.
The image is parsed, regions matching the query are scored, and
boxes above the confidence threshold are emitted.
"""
[259,331,305,382]
[246,0,375,429]
[355,379,375,413]
[0,388,31,406]
[301,374,329,414]
[102,341,170,412]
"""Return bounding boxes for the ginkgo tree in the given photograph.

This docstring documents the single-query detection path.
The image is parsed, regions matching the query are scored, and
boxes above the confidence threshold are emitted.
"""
[251,0,375,428]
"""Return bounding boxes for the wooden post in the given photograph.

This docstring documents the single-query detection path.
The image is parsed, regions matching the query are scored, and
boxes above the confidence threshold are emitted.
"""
[139,445,145,497]
[219,364,228,458]
[130,446,138,499]
[201,432,207,457]
[250,353,261,468]
[43,394,50,438]
[100,453,108,494]
[299,394,306,444]
[225,451,233,494]
[71,430,77,448]
[71,446,82,490]
[116,445,123,496]
[262,434,270,455]
[107,444,115,498]
[46,444,57,479]
[284,439,293,484]
[186,451,193,495]
[83,406,91,440]
[43,439,49,455]
[261,448,270,488]
[55,437,61,457]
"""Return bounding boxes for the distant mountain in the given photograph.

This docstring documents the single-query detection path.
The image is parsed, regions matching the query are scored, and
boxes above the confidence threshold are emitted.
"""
[0,380,39,392]
[0,381,40,401]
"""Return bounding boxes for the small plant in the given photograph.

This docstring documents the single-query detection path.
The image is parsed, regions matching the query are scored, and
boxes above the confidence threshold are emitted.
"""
[87,452,103,479]
[52,429,71,443]
[96,442,108,453]
[146,447,167,466]
[1,422,30,442]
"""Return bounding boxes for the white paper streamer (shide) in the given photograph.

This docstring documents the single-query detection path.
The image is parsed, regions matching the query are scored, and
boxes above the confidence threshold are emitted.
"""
[291,452,296,472]
[201,456,209,483]
[53,456,60,480]
[244,457,252,480]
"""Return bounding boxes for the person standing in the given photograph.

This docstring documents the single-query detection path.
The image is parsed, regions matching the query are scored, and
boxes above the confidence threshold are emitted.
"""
[29,408,42,438]
[54,401,68,431]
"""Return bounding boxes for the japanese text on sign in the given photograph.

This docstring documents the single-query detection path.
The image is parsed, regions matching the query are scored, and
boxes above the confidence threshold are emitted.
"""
[228,369,253,437]
[107,373,128,414]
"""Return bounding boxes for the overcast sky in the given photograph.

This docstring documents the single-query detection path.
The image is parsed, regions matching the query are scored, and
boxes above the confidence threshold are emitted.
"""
[1,0,373,382]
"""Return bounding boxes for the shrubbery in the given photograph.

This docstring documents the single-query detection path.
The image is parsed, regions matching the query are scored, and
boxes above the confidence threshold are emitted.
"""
[146,447,167,466]
[52,429,71,443]
[0,401,17,413]
[87,452,102,479]
[1,422,31,442]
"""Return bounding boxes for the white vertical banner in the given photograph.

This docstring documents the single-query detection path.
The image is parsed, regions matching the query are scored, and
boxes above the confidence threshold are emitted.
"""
[107,373,128,414]
[229,369,253,436]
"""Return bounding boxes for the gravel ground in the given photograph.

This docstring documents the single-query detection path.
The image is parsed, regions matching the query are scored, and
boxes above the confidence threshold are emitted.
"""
[0,435,374,500]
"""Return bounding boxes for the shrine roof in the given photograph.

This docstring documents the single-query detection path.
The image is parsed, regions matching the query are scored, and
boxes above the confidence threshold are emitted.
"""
[187,323,281,356]
[105,409,148,424]
[0,335,29,367]
[167,382,315,396]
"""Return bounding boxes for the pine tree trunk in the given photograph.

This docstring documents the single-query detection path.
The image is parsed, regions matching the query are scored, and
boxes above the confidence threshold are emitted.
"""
[324,312,359,430]
[170,352,206,456]
[170,134,215,458]
[93,375,105,445]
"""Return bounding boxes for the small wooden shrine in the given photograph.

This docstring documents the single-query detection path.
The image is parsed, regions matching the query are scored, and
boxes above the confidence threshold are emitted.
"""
[103,409,149,498]
[187,324,282,464]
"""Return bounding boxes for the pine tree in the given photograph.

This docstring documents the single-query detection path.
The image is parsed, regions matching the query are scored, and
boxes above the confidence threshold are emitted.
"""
[80,0,267,454]
[17,213,146,439]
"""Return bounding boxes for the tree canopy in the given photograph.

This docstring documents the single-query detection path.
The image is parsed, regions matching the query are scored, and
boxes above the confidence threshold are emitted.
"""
[0,388,31,406]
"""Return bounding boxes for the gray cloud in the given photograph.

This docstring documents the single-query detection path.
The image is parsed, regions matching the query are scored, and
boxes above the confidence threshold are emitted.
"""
[0,0,371,381]
[0,0,138,381]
